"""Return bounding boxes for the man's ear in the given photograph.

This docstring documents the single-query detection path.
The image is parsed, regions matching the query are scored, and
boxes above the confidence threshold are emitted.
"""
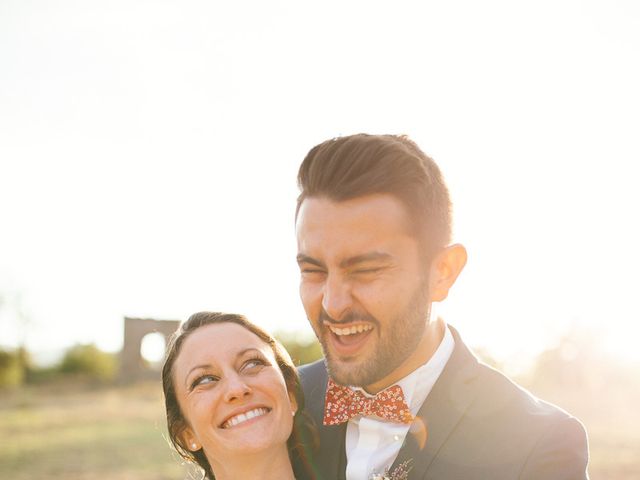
[429,244,467,302]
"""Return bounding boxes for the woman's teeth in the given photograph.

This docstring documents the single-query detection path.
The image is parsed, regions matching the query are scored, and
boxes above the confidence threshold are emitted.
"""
[328,324,373,336]
[222,408,269,429]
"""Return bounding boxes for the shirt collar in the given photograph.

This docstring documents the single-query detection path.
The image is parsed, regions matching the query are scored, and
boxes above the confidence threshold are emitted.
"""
[400,323,455,413]
[350,323,455,414]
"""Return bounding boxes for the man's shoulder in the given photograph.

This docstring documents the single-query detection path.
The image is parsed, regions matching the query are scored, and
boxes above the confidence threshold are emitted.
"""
[298,359,328,397]
[475,361,575,422]
[297,359,329,423]
[429,340,589,477]
[299,358,326,375]
[474,363,589,476]
[449,326,577,425]
[467,360,588,454]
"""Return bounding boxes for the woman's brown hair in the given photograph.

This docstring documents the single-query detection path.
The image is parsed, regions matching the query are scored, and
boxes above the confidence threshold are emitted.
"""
[162,311,315,479]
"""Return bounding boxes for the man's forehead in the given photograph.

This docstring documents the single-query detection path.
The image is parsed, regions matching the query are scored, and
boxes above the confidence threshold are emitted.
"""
[296,194,416,238]
[295,195,421,265]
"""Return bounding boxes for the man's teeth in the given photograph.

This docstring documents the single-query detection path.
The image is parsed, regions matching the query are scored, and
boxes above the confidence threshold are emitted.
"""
[222,408,269,429]
[328,324,373,336]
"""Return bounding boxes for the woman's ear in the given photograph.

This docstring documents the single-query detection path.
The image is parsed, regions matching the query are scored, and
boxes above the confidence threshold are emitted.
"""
[429,244,467,302]
[177,425,201,452]
[289,391,298,416]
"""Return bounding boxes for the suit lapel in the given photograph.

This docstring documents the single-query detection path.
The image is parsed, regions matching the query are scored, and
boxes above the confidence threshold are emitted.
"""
[391,327,482,479]
[305,363,348,480]
[316,421,348,480]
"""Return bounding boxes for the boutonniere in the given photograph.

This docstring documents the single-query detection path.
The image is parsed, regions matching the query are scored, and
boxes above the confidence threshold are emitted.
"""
[368,459,413,480]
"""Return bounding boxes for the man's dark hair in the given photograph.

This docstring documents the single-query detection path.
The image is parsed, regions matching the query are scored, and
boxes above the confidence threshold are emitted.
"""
[296,133,452,256]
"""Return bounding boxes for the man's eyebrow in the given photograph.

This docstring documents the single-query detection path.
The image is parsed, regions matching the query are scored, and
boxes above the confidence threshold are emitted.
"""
[296,254,324,267]
[339,252,392,269]
[297,252,392,268]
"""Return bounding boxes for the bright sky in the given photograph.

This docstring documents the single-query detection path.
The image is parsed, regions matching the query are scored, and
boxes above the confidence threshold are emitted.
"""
[1,0,639,366]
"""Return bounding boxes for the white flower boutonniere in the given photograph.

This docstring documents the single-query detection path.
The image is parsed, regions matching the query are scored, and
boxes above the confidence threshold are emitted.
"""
[368,459,413,480]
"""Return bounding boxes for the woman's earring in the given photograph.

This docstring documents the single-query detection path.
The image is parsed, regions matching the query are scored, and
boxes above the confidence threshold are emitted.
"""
[191,443,198,450]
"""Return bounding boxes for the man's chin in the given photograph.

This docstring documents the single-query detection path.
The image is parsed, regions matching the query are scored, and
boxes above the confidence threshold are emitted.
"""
[325,355,375,387]
[326,367,360,387]
[320,333,380,385]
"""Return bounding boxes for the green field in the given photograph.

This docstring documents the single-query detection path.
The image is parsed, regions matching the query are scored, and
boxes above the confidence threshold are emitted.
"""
[0,382,193,480]
[0,380,638,479]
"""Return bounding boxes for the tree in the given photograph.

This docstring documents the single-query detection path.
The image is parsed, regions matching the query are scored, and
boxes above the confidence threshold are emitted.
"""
[0,348,24,388]
[275,331,323,366]
[58,344,117,382]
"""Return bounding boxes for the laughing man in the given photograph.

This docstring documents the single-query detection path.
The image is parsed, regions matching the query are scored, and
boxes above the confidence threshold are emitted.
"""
[293,134,589,480]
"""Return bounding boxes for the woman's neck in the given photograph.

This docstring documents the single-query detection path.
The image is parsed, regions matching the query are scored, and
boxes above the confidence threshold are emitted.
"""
[209,445,296,480]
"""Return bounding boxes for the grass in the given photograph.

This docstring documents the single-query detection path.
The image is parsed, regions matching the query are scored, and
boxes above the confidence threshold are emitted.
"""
[1,378,638,479]
[0,382,194,480]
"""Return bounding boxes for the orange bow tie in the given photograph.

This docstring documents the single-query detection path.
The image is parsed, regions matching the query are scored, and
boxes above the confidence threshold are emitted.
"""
[323,378,413,426]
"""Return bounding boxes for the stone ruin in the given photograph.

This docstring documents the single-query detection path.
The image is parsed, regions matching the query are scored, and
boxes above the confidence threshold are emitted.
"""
[119,317,180,382]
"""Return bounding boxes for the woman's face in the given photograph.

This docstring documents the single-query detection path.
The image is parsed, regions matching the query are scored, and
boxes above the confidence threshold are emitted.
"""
[172,322,296,460]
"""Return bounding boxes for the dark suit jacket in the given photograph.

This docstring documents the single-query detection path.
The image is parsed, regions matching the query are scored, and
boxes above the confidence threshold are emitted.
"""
[294,326,589,480]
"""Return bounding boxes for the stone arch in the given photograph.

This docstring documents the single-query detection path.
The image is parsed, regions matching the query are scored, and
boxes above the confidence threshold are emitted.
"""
[119,317,180,382]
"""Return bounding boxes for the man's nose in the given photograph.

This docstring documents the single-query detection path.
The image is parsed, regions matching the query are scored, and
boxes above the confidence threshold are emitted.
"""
[223,374,251,403]
[321,273,352,321]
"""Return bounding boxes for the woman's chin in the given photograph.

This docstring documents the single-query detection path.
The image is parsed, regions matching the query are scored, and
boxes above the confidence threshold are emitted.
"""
[211,416,293,457]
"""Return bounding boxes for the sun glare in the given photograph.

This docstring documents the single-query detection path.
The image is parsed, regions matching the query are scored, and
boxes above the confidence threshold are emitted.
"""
[140,333,166,366]
[603,327,640,365]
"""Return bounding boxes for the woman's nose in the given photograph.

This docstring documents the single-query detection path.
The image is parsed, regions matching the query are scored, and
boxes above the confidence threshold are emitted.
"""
[223,375,252,402]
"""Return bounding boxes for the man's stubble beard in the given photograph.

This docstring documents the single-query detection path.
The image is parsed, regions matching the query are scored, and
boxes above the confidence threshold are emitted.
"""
[318,280,431,388]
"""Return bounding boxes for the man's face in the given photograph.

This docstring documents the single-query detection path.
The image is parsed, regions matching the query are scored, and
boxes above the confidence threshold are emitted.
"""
[296,194,432,391]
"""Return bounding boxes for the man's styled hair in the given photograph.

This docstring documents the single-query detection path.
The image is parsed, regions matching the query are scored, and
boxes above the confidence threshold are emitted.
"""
[296,133,452,256]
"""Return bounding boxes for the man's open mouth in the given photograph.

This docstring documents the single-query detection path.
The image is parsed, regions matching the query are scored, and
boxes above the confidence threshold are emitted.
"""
[326,323,374,348]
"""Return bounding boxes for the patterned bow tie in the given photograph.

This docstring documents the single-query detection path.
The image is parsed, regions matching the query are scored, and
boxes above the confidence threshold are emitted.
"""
[323,379,413,426]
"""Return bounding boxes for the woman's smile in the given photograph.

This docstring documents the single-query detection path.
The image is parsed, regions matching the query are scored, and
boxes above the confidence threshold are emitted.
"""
[220,406,271,429]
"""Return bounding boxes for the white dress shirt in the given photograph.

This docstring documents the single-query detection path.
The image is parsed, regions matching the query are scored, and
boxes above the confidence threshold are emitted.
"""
[345,324,455,480]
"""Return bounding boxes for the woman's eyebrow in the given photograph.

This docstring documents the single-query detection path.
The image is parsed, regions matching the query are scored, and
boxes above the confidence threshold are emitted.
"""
[236,347,262,359]
[184,348,265,386]
[185,364,211,387]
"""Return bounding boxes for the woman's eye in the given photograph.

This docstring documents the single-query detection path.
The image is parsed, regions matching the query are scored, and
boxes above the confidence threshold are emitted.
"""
[191,375,218,389]
[242,358,266,371]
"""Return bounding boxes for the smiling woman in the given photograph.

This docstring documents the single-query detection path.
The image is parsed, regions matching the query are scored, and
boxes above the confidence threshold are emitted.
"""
[161,312,316,480]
